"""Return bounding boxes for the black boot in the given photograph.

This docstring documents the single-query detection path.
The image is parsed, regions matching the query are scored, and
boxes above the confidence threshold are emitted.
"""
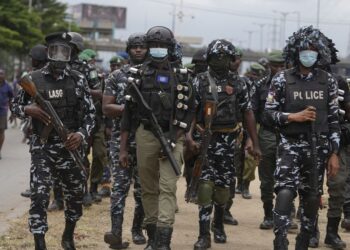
[131,209,146,245]
[324,217,346,249]
[273,234,289,250]
[242,181,252,199]
[61,220,76,250]
[34,234,47,250]
[295,230,311,250]
[212,205,226,243]
[104,216,129,249]
[90,182,102,203]
[157,227,173,250]
[194,221,211,250]
[144,224,157,250]
[260,201,274,230]
[223,199,238,225]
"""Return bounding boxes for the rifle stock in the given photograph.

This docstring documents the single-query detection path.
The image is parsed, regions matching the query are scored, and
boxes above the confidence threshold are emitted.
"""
[185,100,216,203]
[127,77,181,176]
[19,75,87,177]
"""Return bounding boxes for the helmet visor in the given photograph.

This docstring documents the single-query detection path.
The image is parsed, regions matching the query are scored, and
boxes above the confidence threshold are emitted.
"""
[48,43,71,62]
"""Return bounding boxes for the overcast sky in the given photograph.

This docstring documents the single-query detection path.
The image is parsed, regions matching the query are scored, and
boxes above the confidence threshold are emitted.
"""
[59,0,350,58]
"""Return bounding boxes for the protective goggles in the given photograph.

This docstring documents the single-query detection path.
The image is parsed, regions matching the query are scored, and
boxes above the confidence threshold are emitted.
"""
[47,43,71,62]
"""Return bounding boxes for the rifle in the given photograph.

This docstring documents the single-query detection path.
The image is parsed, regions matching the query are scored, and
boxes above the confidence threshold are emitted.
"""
[127,76,181,176]
[309,121,319,196]
[185,100,217,203]
[19,75,87,177]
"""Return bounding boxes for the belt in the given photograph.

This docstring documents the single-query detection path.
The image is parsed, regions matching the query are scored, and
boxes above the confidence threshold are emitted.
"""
[283,133,309,141]
[212,124,241,134]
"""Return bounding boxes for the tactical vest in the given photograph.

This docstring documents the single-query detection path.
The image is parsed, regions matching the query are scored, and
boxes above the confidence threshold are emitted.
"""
[31,70,82,137]
[281,68,329,135]
[139,67,174,130]
[203,74,238,130]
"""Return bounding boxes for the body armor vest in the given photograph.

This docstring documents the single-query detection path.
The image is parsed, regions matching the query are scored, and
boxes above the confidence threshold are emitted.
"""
[281,68,329,135]
[140,68,173,130]
[31,70,82,137]
[203,74,238,130]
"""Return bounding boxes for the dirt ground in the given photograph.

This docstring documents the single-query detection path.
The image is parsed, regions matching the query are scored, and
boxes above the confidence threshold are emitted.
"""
[1,176,350,250]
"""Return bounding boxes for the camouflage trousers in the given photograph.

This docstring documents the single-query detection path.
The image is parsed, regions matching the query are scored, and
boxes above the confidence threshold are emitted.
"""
[273,135,329,236]
[200,132,236,187]
[326,144,349,218]
[109,134,143,221]
[28,135,85,234]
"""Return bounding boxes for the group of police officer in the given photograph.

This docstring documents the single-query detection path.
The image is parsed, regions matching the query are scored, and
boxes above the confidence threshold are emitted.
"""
[9,23,350,250]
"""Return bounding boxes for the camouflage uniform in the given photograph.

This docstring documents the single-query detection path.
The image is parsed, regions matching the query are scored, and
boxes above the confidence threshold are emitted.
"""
[265,68,340,245]
[11,64,96,234]
[194,69,251,244]
[104,65,143,232]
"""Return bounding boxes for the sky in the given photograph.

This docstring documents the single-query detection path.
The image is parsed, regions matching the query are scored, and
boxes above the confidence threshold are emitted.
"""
[59,0,350,58]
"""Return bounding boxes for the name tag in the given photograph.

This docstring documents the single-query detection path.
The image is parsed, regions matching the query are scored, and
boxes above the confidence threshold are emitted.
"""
[293,90,324,100]
[48,89,64,99]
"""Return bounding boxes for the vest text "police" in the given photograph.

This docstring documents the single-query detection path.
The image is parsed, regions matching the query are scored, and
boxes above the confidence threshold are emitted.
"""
[293,90,324,100]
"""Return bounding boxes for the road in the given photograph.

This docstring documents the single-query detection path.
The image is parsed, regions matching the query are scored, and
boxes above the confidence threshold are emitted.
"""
[0,125,30,235]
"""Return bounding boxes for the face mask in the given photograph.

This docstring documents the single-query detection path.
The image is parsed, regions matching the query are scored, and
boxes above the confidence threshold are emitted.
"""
[149,48,168,59]
[49,61,67,75]
[299,50,318,68]
[208,56,230,74]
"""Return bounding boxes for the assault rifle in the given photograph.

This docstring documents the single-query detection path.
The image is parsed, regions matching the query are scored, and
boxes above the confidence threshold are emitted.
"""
[185,100,217,203]
[127,76,181,176]
[19,75,87,177]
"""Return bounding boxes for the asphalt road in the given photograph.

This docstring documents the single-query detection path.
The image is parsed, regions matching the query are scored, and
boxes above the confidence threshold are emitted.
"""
[0,125,30,235]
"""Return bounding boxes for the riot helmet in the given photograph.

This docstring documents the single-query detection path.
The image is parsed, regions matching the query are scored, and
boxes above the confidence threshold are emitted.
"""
[68,32,84,52]
[146,26,175,60]
[126,33,147,53]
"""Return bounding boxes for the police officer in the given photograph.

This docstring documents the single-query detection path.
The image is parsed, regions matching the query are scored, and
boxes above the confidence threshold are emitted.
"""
[20,44,48,199]
[191,39,261,250]
[264,26,340,250]
[69,32,105,205]
[120,26,195,250]
[254,50,285,230]
[102,33,149,249]
[11,32,95,250]
[109,55,124,72]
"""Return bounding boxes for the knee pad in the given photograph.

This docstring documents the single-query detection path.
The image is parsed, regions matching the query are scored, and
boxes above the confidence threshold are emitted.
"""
[275,188,296,215]
[197,181,214,206]
[213,186,230,205]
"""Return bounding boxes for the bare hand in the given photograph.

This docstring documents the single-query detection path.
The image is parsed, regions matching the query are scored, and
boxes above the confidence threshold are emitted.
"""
[288,106,316,123]
[24,103,51,125]
[245,137,253,154]
[65,133,83,151]
[119,149,129,168]
[251,144,262,162]
[327,153,340,178]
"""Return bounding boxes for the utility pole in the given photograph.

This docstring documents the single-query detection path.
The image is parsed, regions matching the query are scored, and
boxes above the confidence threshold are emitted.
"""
[28,0,32,13]
[244,30,255,50]
[316,0,320,28]
[169,0,194,36]
[254,23,266,52]
[272,18,278,50]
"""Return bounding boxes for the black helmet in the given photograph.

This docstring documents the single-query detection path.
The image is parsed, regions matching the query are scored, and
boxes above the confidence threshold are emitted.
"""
[29,44,47,61]
[206,39,236,61]
[146,26,175,47]
[191,47,207,63]
[68,32,84,52]
[126,33,147,52]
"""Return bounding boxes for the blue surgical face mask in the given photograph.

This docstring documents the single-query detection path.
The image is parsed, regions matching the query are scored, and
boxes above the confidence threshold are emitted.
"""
[149,48,168,59]
[299,50,318,68]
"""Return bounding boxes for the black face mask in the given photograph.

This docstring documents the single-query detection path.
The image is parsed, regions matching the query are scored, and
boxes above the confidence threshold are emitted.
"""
[208,55,230,75]
[49,61,67,75]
